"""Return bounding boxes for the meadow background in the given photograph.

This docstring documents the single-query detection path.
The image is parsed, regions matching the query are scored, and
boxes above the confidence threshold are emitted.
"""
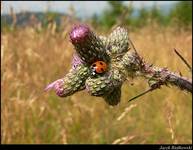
[1,1,192,144]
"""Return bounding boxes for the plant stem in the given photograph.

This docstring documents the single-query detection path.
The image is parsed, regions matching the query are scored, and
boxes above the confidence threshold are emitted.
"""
[123,51,192,93]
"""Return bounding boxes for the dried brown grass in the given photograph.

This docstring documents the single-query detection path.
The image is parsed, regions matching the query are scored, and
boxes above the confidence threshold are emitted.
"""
[1,22,192,144]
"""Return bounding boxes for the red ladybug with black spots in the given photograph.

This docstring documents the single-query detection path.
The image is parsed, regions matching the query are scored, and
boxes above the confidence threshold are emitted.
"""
[91,61,107,75]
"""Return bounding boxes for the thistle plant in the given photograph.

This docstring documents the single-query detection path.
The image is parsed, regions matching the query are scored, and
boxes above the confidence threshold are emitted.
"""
[45,24,192,106]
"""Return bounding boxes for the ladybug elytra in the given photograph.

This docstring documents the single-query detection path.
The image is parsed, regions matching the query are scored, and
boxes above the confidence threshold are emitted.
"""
[91,61,107,75]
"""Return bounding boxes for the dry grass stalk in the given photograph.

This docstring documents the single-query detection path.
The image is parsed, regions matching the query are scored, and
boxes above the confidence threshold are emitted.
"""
[117,104,137,121]
[112,135,136,144]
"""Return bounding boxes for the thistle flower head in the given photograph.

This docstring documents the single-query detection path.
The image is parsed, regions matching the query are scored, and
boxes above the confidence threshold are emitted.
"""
[70,25,90,44]
[45,24,130,105]
[44,79,65,97]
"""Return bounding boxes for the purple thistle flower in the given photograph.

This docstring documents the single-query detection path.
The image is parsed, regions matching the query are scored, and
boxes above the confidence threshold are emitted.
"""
[44,79,65,97]
[70,24,90,44]
[69,24,110,64]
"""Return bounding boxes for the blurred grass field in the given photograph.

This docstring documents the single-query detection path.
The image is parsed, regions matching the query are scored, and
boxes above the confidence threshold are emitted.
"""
[1,20,192,144]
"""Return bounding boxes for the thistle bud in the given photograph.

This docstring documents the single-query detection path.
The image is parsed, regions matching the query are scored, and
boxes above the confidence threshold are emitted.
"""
[70,24,109,64]
[86,76,113,96]
[103,86,121,106]
[45,65,90,97]
[107,27,129,56]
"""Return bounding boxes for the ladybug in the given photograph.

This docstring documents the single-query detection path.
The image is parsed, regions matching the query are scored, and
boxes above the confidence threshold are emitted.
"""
[91,61,107,75]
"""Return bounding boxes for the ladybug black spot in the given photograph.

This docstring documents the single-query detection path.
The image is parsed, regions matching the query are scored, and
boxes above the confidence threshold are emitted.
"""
[100,62,103,65]
[92,64,96,67]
